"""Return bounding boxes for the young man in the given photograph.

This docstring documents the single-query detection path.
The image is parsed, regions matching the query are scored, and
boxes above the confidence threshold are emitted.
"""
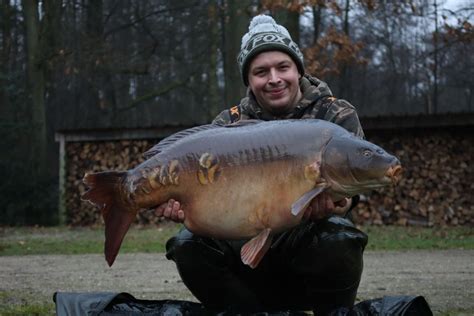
[156,15,368,314]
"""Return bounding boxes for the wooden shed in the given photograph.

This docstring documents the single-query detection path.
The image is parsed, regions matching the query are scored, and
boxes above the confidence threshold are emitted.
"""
[55,107,474,227]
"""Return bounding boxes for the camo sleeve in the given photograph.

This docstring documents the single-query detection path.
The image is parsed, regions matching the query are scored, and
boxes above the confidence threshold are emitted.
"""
[321,98,365,139]
[212,105,252,125]
[212,110,232,126]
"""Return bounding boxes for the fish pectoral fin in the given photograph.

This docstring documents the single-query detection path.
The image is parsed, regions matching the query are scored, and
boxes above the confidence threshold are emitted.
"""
[240,228,272,269]
[291,185,327,216]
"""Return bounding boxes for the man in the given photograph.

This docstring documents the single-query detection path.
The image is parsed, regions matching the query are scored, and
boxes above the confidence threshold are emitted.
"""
[156,15,368,314]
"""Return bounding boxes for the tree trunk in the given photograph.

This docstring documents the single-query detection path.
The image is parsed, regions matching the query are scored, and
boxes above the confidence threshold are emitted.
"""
[273,9,300,44]
[208,2,220,119]
[312,5,323,45]
[22,0,48,179]
[222,0,251,107]
[0,0,12,118]
[432,0,439,114]
[338,0,351,98]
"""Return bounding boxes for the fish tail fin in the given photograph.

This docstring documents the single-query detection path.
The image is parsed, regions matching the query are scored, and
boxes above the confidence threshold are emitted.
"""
[82,171,136,267]
[240,228,273,269]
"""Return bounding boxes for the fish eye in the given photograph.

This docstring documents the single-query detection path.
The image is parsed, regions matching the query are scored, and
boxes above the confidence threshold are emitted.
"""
[362,149,373,157]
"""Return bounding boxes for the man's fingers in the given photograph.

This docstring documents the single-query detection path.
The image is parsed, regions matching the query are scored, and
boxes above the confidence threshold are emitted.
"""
[325,197,335,212]
[334,198,351,214]
[170,201,180,221]
[163,199,173,218]
[314,195,324,213]
[335,198,348,207]
[155,204,165,217]
[154,199,185,223]
[172,201,181,212]
[303,206,313,220]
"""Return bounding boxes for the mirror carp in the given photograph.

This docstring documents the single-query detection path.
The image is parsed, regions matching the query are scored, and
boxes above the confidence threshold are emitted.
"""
[82,119,402,268]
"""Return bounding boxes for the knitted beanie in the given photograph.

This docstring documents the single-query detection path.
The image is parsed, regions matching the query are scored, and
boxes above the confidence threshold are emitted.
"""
[237,14,305,86]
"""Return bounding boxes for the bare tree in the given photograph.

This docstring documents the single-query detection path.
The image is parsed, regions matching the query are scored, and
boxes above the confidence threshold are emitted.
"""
[222,0,253,106]
[22,0,47,178]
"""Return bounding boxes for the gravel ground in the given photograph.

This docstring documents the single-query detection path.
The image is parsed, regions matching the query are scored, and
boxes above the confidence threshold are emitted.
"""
[0,250,473,314]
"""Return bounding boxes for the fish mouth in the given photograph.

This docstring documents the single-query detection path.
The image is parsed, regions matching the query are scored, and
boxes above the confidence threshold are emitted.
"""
[385,165,402,184]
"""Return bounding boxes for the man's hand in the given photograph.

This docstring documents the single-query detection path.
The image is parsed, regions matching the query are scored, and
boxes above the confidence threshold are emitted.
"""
[303,192,351,221]
[155,199,185,223]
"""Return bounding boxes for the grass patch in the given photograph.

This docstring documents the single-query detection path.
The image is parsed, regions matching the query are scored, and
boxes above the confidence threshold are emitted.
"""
[0,303,55,316]
[438,309,474,316]
[362,225,474,251]
[0,223,181,256]
[0,290,55,316]
[0,224,472,256]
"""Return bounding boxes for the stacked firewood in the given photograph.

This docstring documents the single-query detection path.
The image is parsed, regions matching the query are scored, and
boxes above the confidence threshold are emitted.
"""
[353,130,473,227]
[65,130,473,227]
[65,140,160,226]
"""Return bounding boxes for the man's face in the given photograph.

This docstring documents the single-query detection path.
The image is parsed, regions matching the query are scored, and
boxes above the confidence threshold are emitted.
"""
[248,51,302,116]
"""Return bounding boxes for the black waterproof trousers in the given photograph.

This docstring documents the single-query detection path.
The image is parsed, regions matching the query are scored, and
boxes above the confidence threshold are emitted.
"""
[166,216,368,315]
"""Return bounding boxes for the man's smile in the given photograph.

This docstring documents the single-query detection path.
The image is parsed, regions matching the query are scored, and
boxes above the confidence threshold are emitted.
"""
[265,86,287,98]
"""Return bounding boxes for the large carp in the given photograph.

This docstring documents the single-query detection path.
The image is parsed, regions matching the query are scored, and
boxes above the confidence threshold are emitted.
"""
[82,119,401,268]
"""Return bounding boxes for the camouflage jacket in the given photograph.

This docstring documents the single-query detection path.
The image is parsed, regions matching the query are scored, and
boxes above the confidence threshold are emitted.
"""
[213,74,365,138]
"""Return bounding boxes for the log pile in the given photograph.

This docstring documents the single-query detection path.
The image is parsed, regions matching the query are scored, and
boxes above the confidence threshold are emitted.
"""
[65,140,160,226]
[353,129,473,227]
[65,128,473,227]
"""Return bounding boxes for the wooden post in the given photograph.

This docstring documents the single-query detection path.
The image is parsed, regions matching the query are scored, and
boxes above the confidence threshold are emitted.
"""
[56,133,67,225]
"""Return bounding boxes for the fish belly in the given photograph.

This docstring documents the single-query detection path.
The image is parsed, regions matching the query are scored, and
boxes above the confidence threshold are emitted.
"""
[182,160,313,239]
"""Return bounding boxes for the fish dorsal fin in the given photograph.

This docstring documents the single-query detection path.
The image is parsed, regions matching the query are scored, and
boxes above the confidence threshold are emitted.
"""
[291,185,328,216]
[143,124,223,159]
[143,120,264,159]
[240,228,272,269]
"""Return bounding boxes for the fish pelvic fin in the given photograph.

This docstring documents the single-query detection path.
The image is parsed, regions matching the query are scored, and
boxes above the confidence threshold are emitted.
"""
[240,228,272,269]
[291,185,327,216]
[82,171,136,267]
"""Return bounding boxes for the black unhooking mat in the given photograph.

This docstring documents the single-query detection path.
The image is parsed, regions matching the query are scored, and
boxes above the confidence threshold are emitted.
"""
[53,292,433,316]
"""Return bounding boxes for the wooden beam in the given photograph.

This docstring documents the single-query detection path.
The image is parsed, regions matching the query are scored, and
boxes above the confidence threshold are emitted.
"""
[57,134,66,225]
[360,113,474,130]
[54,126,193,143]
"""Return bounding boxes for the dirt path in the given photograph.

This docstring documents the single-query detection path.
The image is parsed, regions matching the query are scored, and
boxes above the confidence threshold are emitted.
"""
[1,250,473,314]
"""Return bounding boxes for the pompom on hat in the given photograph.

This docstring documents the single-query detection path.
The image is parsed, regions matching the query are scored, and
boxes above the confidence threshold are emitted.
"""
[237,14,305,86]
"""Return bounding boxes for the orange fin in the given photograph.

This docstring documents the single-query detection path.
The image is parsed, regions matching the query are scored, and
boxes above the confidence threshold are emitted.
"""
[291,186,326,216]
[82,171,136,267]
[240,228,272,269]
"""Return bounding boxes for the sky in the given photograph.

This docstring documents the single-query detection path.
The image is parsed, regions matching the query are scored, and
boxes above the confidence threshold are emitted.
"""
[443,0,465,10]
